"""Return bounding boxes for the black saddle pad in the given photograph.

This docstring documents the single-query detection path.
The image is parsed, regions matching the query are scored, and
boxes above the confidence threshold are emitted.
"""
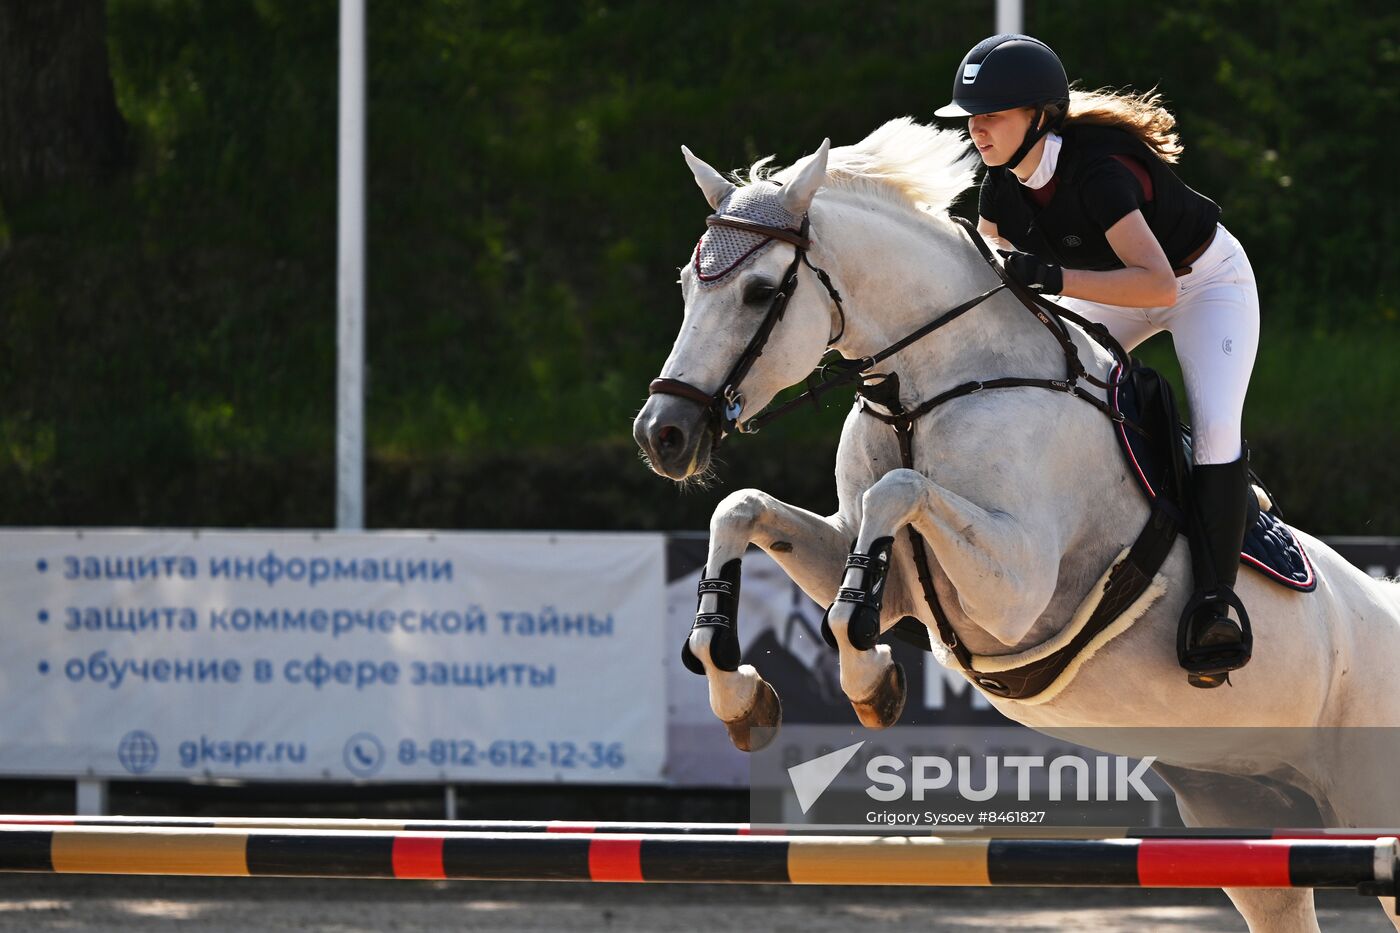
[1111,364,1316,592]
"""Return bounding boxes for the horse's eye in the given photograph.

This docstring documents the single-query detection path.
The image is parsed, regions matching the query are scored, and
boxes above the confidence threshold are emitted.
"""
[743,282,776,305]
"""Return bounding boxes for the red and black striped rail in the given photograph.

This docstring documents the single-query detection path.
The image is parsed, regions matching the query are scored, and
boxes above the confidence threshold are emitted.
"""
[3,815,1396,840]
[0,825,1394,890]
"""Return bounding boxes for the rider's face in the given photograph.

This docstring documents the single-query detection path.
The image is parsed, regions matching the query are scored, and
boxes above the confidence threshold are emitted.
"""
[968,107,1035,167]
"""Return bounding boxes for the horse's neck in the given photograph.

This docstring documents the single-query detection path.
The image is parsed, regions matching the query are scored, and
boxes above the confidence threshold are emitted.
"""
[819,199,1073,404]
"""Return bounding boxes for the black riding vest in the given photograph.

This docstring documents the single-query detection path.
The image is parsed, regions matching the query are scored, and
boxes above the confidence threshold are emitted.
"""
[979,124,1221,271]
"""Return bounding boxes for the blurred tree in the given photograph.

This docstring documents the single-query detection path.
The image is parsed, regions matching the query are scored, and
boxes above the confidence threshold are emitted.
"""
[0,0,128,213]
[0,0,1395,531]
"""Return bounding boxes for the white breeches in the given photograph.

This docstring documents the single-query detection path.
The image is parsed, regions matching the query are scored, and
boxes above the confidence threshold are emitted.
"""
[1057,223,1260,465]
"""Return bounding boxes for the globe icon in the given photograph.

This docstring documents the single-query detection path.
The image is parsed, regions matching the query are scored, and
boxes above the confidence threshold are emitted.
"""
[117,730,159,775]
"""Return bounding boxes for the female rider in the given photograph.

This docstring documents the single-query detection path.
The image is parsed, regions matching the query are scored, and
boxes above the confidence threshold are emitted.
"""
[935,34,1258,688]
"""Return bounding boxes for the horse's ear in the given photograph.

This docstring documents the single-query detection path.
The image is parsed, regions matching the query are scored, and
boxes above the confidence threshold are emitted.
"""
[682,145,735,210]
[780,138,830,215]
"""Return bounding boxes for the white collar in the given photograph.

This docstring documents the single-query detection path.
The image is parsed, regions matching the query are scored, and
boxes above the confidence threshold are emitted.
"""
[1018,131,1062,190]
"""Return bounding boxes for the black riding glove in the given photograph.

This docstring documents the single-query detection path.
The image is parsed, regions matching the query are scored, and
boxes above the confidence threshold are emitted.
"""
[997,249,1064,295]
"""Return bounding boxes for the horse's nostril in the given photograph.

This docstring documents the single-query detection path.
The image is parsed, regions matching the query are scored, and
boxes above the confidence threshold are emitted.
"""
[657,425,684,455]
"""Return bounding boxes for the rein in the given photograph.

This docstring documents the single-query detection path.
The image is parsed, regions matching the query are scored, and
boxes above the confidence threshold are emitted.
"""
[648,211,1132,444]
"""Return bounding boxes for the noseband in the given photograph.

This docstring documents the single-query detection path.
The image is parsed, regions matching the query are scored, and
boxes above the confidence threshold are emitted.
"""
[648,213,848,447]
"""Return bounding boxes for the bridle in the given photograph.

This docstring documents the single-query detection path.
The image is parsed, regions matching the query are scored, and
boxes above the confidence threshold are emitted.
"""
[648,213,849,446]
[647,208,1133,449]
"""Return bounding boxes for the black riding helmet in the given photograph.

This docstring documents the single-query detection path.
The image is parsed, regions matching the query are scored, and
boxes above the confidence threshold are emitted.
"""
[934,34,1070,170]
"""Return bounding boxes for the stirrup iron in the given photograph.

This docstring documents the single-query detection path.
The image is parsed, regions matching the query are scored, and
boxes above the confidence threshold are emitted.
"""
[1177,586,1252,688]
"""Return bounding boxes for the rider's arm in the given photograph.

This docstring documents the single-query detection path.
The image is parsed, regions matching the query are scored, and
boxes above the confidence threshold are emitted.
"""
[1060,209,1179,308]
[1057,158,1178,308]
[978,217,1016,254]
[977,170,1017,254]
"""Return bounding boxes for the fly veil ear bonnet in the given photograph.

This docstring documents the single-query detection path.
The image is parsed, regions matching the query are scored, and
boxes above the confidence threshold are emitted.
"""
[692,182,803,286]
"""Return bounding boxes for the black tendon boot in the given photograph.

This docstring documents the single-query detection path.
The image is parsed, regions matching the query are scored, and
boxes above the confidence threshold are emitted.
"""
[1177,455,1254,688]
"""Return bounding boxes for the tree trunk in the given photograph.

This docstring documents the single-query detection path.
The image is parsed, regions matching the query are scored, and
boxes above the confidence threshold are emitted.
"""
[0,0,128,212]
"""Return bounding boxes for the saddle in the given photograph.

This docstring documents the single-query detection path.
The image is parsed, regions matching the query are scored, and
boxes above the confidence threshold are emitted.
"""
[1114,363,1315,592]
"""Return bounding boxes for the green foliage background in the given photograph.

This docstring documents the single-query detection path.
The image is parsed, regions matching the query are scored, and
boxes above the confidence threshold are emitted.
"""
[1,0,1397,532]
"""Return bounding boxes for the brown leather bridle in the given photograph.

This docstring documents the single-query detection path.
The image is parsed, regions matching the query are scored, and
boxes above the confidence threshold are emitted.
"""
[648,211,1135,449]
[648,213,849,447]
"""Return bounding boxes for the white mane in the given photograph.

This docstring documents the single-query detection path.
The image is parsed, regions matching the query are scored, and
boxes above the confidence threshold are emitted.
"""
[741,117,980,215]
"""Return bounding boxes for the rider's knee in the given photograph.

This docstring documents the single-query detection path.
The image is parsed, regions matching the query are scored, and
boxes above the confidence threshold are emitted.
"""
[1191,420,1244,465]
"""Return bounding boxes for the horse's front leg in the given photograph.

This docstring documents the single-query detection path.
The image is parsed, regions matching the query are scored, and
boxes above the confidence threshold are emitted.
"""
[830,468,1059,711]
[685,488,852,752]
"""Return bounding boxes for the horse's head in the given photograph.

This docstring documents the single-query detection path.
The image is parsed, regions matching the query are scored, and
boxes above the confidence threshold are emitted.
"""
[634,140,841,480]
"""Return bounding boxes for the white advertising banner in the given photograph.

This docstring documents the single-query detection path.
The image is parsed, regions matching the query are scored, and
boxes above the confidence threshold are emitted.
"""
[0,530,666,785]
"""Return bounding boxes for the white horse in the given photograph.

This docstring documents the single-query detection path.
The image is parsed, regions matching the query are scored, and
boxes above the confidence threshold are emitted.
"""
[633,119,1400,932]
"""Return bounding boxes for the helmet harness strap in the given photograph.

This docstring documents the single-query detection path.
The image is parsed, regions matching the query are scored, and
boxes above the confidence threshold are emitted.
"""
[1004,101,1065,171]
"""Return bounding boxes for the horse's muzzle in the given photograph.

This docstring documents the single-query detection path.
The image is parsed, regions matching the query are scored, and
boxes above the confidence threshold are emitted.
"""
[633,393,713,479]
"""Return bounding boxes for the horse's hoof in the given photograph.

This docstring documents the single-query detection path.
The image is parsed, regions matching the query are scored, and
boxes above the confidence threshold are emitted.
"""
[724,679,782,752]
[851,662,906,729]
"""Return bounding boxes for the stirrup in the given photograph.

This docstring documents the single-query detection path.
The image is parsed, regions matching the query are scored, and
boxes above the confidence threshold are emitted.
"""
[1176,587,1252,687]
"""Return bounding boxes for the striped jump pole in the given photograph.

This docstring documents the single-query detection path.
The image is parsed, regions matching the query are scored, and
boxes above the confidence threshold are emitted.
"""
[0,815,757,835]
[0,826,1395,894]
[2,815,1397,841]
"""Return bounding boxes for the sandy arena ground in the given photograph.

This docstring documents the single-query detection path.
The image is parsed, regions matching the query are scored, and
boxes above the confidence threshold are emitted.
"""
[0,875,1394,932]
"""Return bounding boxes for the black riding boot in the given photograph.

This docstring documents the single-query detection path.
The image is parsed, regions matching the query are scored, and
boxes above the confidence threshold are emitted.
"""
[1177,454,1253,688]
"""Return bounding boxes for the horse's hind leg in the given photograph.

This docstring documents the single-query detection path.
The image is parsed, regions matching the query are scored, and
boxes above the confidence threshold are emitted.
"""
[1219,890,1321,933]
[1314,737,1400,930]
[1153,763,1322,932]
[687,488,851,751]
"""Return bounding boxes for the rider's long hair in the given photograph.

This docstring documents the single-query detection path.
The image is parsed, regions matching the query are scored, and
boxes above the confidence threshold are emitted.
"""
[1063,87,1183,163]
